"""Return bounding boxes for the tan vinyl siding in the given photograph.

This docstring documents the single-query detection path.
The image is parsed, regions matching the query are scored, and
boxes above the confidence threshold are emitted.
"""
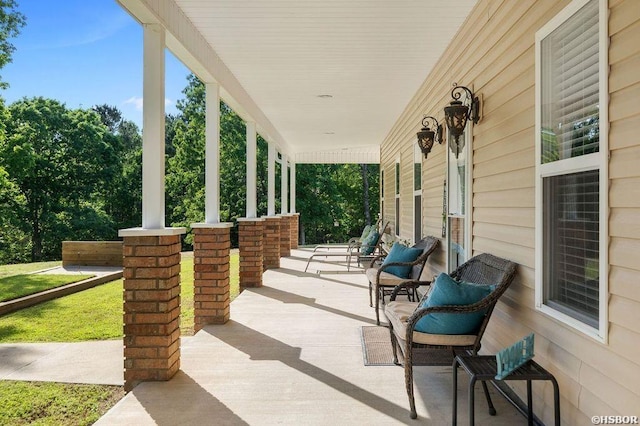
[380,0,640,422]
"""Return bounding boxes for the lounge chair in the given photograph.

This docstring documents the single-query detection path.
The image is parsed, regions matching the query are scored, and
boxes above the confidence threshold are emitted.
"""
[304,222,389,272]
[365,236,439,325]
[312,218,382,252]
[383,253,517,419]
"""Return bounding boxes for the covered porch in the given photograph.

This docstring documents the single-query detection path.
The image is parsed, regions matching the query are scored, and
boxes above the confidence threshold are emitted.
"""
[98,249,526,425]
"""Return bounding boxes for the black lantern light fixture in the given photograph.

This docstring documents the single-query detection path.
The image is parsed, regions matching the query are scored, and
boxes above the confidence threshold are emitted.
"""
[443,83,481,158]
[416,116,443,159]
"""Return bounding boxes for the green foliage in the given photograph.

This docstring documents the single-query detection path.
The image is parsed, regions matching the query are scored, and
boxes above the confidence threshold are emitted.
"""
[0,98,120,261]
[165,74,379,247]
[0,273,93,301]
[0,0,25,89]
[296,163,379,244]
[166,75,269,247]
[0,381,123,426]
[0,163,29,263]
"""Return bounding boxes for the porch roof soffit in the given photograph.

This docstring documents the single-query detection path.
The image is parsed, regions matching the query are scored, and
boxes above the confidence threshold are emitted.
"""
[117,0,478,164]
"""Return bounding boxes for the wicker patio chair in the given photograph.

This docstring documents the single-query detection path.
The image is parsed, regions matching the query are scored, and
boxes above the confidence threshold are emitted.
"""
[384,253,518,419]
[365,236,439,325]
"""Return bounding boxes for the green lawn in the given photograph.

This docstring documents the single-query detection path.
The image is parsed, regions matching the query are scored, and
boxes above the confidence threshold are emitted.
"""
[0,252,240,425]
[0,274,94,302]
[0,381,124,426]
[0,253,240,343]
[0,261,61,279]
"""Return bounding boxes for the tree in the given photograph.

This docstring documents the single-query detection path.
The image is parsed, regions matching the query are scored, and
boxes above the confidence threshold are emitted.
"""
[0,0,25,89]
[93,104,142,229]
[165,73,379,247]
[0,97,119,260]
[92,104,122,134]
[0,164,29,263]
[166,74,269,247]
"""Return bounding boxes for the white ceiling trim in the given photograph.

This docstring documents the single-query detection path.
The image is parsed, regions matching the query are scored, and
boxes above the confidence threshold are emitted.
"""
[117,0,478,164]
[117,0,293,156]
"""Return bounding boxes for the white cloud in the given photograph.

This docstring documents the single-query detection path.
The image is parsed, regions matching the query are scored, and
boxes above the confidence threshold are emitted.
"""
[123,96,143,111]
[123,97,174,111]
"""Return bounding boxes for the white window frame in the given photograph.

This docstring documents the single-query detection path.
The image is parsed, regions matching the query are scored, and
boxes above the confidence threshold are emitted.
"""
[446,125,473,273]
[395,158,400,237]
[380,169,385,222]
[413,143,422,244]
[534,0,609,343]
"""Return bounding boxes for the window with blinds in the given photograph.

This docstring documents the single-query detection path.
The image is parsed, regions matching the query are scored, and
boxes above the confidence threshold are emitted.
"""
[535,0,607,340]
[543,170,599,327]
[540,0,600,164]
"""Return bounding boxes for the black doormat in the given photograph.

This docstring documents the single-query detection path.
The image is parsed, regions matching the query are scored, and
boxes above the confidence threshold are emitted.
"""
[361,326,454,366]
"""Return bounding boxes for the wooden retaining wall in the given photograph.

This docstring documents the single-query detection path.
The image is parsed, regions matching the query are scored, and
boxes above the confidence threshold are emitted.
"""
[62,241,124,267]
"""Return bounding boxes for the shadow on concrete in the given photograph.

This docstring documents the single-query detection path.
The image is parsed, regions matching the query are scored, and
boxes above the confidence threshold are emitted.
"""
[0,343,36,373]
[135,371,249,426]
[202,321,414,424]
[273,267,368,290]
[245,286,377,325]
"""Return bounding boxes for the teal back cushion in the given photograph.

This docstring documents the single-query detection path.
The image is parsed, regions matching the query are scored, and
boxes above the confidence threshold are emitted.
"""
[381,243,423,278]
[361,231,379,255]
[359,225,372,242]
[414,273,493,335]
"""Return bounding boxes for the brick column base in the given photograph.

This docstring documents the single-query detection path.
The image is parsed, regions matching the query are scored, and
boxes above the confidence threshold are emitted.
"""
[290,213,300,249]
[262,216,281,270]
[278,214,291,257]
[121,230,185,392]
[192,223,233,331]
[238,218,264,289]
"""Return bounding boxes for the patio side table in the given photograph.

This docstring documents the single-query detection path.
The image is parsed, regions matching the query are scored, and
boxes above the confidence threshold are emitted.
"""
[452,354,560,426]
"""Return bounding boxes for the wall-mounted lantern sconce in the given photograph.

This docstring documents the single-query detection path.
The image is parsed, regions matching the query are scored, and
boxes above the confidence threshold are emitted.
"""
[443,83,481,158]
[416,116,443,159]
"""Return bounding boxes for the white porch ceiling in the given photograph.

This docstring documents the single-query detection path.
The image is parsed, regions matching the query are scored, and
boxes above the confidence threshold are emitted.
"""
[119,0,478,163]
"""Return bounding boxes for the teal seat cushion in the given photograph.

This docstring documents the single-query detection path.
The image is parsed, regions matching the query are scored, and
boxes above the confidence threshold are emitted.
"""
[414,273,493,335]
[381,242,423,278]
[360,230,379,255]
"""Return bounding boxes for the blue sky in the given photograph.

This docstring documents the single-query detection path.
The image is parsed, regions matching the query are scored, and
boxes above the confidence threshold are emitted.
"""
[2,0,191,128]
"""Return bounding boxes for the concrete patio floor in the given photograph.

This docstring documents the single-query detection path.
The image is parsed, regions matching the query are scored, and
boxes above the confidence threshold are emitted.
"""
[97,249,527,425]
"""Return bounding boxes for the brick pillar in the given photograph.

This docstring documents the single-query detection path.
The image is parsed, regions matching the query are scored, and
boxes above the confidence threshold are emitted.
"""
[192,223,233,331]
[290,213,300,249]
[121,231,184,392]
[262,216,281,270]
[278,215,291,257]
[238,218,264,289]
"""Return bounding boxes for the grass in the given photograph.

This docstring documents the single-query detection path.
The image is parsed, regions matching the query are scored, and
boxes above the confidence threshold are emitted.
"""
[0,252,241,343]
[0,274,94,302]
[0,253,241,425]
[0,261,61,279]
[0,381,124,426]
[0,280,124,343]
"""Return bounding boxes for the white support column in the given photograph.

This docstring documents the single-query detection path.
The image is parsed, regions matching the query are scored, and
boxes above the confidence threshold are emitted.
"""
[290,161,296,213]
[281,154,288,214]
[267,142,276,216]
[205,82,220,223]
[246,121,257,218]
[142,23,166,229]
